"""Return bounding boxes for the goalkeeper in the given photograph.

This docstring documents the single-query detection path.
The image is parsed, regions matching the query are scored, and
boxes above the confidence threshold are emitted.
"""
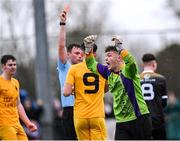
[84,35,152,140]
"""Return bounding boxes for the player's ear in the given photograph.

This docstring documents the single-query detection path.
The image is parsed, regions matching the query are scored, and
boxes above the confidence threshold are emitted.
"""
[153,61,157,70]
[81,52,85,58]
[117,55,122,61]
[93,52,97,58]
[1,64,6,69]
[67,52,71,57]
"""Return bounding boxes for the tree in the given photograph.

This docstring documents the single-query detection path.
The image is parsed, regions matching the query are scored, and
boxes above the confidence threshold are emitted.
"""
[16,60,36,98]
[157,43,180,97]
[168,0,180,17]
[0,0,35,98]
[0,0,112,100]
[46,0,111,42]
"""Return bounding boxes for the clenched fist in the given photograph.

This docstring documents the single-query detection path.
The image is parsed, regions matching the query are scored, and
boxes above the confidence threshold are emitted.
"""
[60,11,67,23]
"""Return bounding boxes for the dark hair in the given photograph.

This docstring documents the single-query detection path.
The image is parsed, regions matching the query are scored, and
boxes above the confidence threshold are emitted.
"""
[105,45,118,53]
[142,53,156,63]
[81,43,97,53]
[1,55,16,65]
[67,43,84,52]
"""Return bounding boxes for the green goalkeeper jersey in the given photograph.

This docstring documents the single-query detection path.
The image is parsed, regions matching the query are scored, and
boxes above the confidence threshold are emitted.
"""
[86,50,149,123]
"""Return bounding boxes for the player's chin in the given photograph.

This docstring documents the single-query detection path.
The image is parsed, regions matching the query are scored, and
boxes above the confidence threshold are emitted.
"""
[78,59,83,63]
[106,63,111,69]
[107,65,112,70]
[30,128,37,132]
[11,71,16,75]
[108,67,112,70]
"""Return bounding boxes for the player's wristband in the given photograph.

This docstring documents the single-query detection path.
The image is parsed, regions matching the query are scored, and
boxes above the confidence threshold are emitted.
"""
[60,22,66,26]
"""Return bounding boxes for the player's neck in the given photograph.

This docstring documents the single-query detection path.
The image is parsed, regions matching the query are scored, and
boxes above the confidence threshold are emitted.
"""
[143,66,154,73]
[112,63,122,73]
[1,72,12,80]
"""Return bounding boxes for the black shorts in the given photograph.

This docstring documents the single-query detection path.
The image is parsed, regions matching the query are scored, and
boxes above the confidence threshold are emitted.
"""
[115,114,152,140]
[63,106,77,140]
[152,125,166,139]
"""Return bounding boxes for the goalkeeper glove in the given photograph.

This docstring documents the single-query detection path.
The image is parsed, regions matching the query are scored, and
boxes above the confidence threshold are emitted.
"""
[83,35,97,54]
[111,36,123,53]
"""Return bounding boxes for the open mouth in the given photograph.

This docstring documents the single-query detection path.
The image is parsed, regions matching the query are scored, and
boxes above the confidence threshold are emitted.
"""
[106,62,111,69]
[105,61,109,66]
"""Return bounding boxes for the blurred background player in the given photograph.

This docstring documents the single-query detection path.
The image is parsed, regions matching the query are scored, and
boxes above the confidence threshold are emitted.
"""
[140,53,168,139]
[0,55,37,140]
[165,91,180,140]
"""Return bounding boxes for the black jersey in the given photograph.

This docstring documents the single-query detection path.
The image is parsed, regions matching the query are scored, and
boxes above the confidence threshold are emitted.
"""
[140,71,168,130]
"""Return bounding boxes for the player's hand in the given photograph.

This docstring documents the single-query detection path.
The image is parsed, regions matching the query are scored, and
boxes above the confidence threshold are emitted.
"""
[27,121,38,132]
[111,36,123,53]
[83,35,97,54]
[60,10,67,23]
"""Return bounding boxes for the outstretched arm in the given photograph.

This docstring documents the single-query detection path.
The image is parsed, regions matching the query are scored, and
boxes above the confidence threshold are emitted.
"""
[58,10,68,64]
[83,35,98,73]
[84,35,109,79]
[112,36,139,78]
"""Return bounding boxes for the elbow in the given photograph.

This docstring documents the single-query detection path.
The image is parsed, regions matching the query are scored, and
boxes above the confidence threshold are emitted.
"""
[63,87,72,97]
[104,83,109,93]
[63,83,73,97]
[63,92,70,97]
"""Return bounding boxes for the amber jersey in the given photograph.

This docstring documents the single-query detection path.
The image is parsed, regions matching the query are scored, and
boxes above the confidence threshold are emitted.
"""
[66,61,106,119]
[140,71,167,129]
[0,76,20,125]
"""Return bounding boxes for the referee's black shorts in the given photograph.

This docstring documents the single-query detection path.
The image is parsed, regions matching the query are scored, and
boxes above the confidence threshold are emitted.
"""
[63,106,77,140]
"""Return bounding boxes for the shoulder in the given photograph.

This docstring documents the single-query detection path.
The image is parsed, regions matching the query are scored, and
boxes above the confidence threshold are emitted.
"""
[11,77,20,87]
[71,62,85,68]
[67,62,83,73]
[57,59,71,69]
[153,72,166,80]
[12,77,19,84]
[0,76,3,81]
[0,76,3,87]
[141,72,166,81]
